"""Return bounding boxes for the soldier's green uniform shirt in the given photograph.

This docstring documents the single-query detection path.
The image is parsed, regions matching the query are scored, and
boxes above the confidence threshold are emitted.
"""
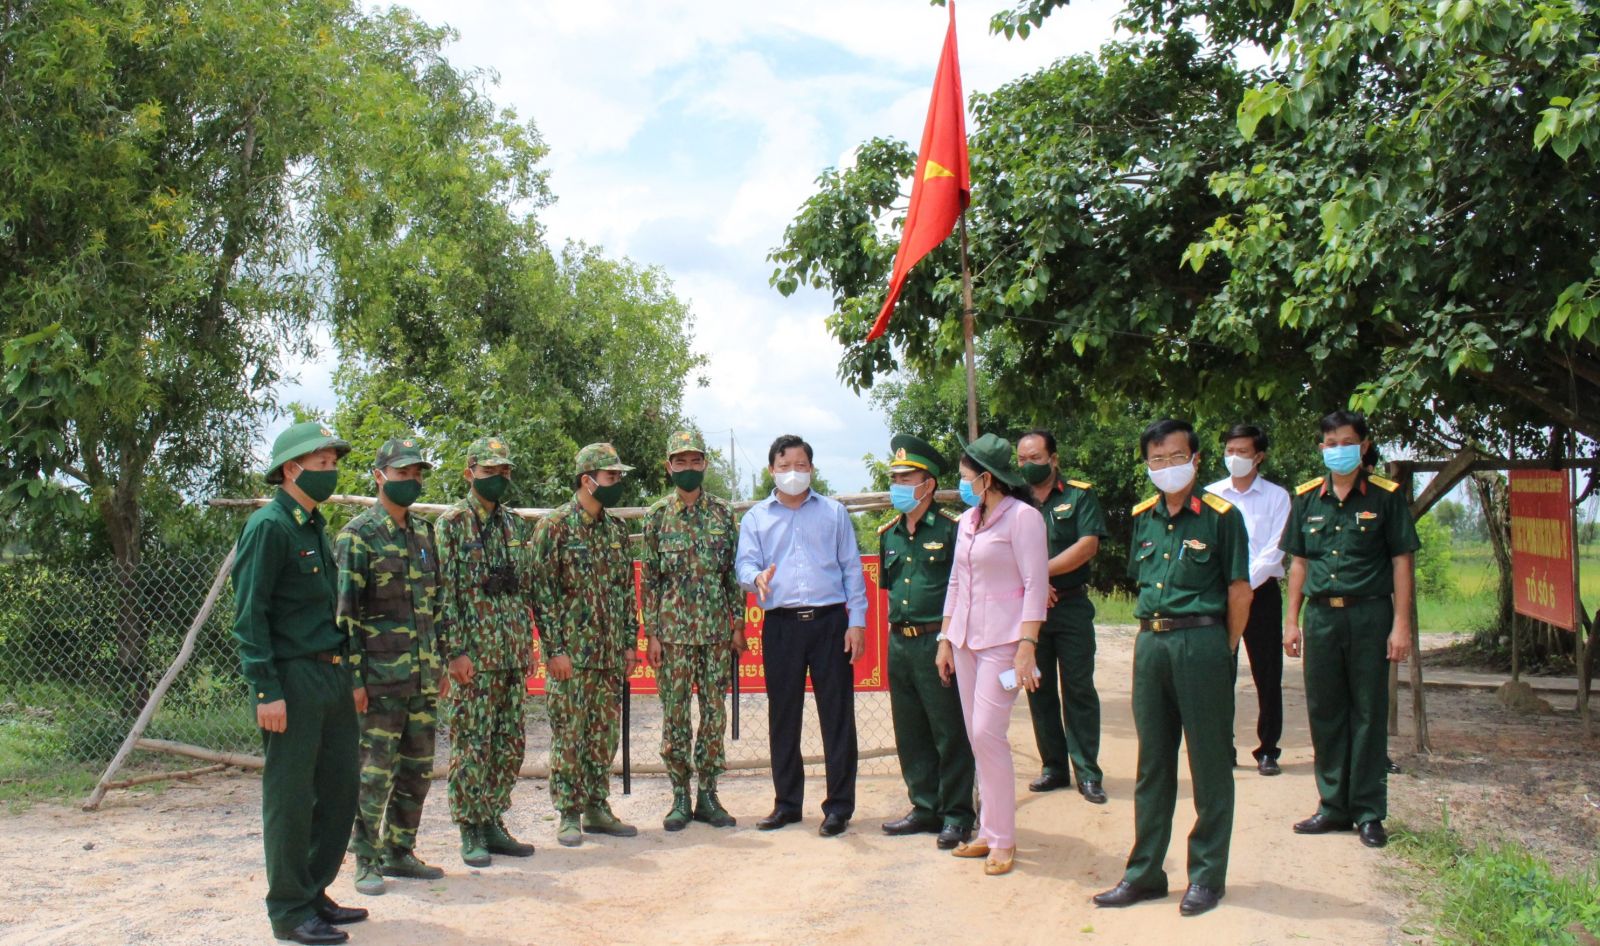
[1039,477,1108,589]
[436,495,534,671]
[879,505,961,623]
[1127,492,1251,619]
[639,492,743,643]
[335,506,445,698]
[531,498,636,668]
[1282,473,1420,593]
[233,489,345,705]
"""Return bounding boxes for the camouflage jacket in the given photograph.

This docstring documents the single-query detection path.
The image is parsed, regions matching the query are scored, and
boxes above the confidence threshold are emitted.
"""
[334,505,444,698]
[639,491,743,645]
[436,495,536,672]
[529,496,636,670]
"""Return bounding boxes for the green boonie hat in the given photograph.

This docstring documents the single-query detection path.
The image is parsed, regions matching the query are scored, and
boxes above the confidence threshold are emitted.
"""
[374,436,431,471]
[887,434,943,478]
[266,421,350,484]
[576,442,634,475]
[467,435,515,469]
[958,432,1025,489]
[666,429,706,457]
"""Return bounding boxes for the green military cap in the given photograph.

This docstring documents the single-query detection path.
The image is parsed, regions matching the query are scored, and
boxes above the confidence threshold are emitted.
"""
[576,442,634,475]
[266,421,350,484]
[888,434,943,478]
[467,435,515,469]
[374,436,431,471]
[666,429,707,457]
[958,432,1025,488]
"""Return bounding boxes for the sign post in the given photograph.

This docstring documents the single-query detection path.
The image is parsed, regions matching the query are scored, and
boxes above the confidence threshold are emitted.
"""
[1509,470,1577,631]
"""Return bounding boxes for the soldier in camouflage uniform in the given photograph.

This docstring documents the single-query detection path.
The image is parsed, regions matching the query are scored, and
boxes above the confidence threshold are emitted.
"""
[435,436,538,867]
[530,442,640,847]
[640,430,745,831]
[335,437,448,896]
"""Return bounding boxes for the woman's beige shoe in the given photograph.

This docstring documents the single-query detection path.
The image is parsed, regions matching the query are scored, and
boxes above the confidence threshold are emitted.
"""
[984,848,1015,876]
[951,840,990,858]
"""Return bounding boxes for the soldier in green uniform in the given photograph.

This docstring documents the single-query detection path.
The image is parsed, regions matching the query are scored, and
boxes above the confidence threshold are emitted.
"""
[335,437,449,896]
[1283,410,1418,850]
[876,434,976,850]
[530,442,641,847]
[1015,429,1110,803]
[1093,419,1250,919]
[435,436,538,867]
[640,430,746,831]
[231,421,367,945]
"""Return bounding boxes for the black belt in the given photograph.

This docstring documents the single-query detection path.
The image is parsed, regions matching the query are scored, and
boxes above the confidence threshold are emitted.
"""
[765,603,846,622]
[1309,594,1387,609]
[313,651,345,665]
[892,621,942,638]
[1050,585,1088,600]
[1139,615,1223,633]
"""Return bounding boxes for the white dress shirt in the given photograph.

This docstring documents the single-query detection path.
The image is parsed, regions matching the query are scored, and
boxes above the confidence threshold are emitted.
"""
[1205,473,1291,589]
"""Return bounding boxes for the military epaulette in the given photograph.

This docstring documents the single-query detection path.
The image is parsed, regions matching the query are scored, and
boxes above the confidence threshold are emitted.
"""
[1295,477,1325,496]
[876,513,903,535]
[1202,493,1234,515]
[938,507,962,522]
[1132,495,1159,516]
[1067,479,1093,490]
[1368,473,1400,493]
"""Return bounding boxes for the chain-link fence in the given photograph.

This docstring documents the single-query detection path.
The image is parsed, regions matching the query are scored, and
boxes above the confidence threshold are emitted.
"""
[0,550,901,802]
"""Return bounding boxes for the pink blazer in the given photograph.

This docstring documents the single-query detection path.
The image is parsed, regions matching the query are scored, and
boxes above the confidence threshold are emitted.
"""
[942,496,1050,650]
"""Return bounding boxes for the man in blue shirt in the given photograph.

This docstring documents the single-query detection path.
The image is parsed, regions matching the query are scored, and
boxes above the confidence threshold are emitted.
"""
[736,434,868,837]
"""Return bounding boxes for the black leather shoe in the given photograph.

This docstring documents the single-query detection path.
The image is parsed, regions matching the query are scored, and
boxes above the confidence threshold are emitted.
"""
[936,825,973,850]
[1179,884,1223,916]
[881,813,941,836]
[818,813,850,837]
[276,916,349,945]
[1028,772,1072,792]
[1077,779,1108,804]
[757,809,801,831]
[314,899,368,926]
[1358,820,1388,848]
[1092,881,1168,908]
[1386,757,1403,775]
[1258,757,1282,777]
[1293,813,1354,834]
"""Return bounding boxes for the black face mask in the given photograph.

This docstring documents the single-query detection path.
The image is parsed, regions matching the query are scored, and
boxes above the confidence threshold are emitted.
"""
[670,469,705,492]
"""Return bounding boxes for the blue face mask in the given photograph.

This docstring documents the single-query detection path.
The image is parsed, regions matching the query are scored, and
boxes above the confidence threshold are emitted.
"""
[889,483,922,513]
[1322,444,1363,475]
[958,478,982,507]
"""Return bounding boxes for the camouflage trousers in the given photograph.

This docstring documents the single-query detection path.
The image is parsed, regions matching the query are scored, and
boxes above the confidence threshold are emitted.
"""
[349,692,437,861]
[548,667,622,813]
[447,668,526,825]
[657,642,730,786]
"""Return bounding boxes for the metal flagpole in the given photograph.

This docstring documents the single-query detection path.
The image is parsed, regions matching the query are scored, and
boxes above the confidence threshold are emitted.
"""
[958,211,979,440]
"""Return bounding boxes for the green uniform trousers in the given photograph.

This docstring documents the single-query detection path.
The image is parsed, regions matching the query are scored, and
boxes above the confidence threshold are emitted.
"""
[1124,625,1235,892]
[447,669,525,825]
[888,631,976,828]
[261,658,359,935]
[658,642,730,786]
[1303,598,1393,826]
[349,692,437,862]
[549,667,623,813]
[1026,595,1103,782]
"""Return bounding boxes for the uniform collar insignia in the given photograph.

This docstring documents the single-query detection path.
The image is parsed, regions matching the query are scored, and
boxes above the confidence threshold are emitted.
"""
[1188,495,1203,514]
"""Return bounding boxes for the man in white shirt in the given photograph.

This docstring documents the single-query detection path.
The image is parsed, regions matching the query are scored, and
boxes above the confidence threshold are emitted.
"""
[1205,424,1291,776]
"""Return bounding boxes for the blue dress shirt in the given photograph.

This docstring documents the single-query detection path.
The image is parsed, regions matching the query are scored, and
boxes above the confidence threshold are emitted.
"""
[736,490,868,626]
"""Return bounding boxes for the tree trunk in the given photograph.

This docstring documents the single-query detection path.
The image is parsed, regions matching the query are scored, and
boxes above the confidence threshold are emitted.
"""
[100,473,148,718]
[1472,472,1514,659]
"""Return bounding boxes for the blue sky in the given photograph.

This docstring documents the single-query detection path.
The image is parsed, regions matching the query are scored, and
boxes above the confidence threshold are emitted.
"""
[281,0,1127,489]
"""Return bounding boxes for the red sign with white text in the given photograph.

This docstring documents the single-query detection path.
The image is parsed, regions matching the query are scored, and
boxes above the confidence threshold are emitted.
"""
[1509,469,1576,631]
[526,556,890,694]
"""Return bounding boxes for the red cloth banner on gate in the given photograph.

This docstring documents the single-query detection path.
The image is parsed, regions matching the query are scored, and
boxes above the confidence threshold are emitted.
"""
[1509,469,1576,631]
[526,556,891,694]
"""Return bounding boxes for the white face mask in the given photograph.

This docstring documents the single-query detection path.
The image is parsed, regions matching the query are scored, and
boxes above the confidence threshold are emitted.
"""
[1147,459,1196,495]
[774,469,812,496]
[1224,454,1257,479]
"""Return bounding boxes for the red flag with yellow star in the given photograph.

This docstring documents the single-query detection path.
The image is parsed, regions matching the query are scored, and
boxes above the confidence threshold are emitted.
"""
[865,2,970,342]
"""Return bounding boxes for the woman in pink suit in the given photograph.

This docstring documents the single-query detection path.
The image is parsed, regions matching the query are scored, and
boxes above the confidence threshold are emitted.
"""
[935,433,1050,876]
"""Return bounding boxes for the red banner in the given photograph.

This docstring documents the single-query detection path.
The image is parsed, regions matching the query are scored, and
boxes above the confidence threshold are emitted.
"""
[1509,469,1577,631]
[526,556,891,694]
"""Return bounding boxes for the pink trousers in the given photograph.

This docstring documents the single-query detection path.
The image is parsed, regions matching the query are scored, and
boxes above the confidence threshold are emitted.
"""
[953,641,1021,848]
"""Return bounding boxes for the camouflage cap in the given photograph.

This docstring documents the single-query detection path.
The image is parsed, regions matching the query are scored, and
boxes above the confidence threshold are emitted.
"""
[665,429,707,457]
[467,435,515,469]
[266,421,350,483]
[374,436,431,471]
[576,442,634,475]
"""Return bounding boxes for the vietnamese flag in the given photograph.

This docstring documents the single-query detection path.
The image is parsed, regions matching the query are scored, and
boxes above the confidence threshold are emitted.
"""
[865,2,971,342]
